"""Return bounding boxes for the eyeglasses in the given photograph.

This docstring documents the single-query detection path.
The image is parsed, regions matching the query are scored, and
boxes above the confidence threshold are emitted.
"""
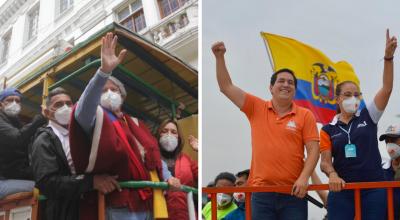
[340,92,362,98]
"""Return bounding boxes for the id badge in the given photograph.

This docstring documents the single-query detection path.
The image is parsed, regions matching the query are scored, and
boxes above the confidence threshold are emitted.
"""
[345,144,357,158]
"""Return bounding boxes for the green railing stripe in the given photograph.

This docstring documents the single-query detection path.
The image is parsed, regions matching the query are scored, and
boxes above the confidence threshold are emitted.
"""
[117,65,192,116]
[119,181,198,195]
[38,181,197,201]
[48,59,101,90]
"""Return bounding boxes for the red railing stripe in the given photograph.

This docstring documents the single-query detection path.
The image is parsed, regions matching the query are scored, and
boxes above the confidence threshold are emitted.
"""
[245,192,251,220]
[387,187,394,220]
[354,189,361,220]
[211,193,217,220]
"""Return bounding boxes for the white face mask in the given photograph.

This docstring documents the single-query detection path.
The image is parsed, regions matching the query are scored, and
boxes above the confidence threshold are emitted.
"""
[233,192,245,203]
[54,105,72,126]
[342,96,360,114]
[217,193,232,207]
[100,90,122,111]
[3,101,21,117]
[160,135,178,152]
[387,143,400,160]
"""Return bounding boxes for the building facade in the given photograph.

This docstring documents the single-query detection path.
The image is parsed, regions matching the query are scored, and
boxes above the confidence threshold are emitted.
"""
[0,0,198,87]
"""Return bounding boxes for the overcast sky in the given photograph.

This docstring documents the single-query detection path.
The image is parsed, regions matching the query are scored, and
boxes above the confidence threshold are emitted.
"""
[202,0,400,218]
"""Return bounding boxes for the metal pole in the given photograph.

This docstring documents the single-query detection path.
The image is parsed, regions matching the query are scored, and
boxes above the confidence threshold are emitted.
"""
[245,192,252,220]
[98,192,105,220]
[354,189,361,220]
[211,193,217,220]
[260,32,276,72]
[387,187,394,220]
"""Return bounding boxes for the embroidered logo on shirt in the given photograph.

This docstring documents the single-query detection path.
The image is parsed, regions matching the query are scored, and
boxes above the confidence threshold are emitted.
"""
[331,133,342,138]
[286,120,297,131]
[357,121,367,128]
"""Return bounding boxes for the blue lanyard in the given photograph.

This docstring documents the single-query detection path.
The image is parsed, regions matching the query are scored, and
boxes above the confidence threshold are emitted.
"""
[338,122,353,145]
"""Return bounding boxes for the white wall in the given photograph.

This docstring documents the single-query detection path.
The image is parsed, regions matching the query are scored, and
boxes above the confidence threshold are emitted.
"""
[0,0,198,84]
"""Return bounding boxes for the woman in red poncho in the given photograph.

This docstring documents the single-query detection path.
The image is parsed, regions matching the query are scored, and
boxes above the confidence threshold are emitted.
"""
[156,119,198,220]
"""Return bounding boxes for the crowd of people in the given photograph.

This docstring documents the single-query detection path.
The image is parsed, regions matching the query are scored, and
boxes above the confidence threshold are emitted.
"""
[206,29,399,220]
[0,32,198,220]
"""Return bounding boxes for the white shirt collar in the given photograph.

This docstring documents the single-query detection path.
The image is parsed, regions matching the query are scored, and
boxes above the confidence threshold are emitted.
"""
[48,120,68,136]
[329,110,361,125]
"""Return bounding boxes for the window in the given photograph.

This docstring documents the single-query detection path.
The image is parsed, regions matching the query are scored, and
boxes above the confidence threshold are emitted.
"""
[158,0,188,18]
[118,1,146,33]
[0,31,11,64]
[60,0,73,14]
[27,6,39,41]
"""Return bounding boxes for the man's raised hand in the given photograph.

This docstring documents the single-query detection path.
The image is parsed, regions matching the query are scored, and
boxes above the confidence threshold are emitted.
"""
[100,32,127,74]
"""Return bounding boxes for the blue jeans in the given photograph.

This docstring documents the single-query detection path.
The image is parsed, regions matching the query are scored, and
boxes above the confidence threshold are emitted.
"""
[106,207,152,220]
[0,179,34,199]
[251,192,307,220]
[328,188,386,220]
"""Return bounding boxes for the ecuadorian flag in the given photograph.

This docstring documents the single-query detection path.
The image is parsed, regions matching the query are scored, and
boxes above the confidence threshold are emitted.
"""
[261,32,365,124]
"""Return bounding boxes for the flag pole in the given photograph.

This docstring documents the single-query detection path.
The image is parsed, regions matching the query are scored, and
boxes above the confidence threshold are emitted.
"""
[260,32,275,73]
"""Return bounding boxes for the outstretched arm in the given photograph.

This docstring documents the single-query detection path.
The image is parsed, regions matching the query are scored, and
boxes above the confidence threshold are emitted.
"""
[212,42,246,108]
[374,29,397,111]
[75,32,127,135]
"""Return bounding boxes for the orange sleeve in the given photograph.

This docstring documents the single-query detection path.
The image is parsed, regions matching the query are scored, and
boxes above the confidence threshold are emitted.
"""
[240,93,256,120]
[302,111,319,143]
[320,129,332,152]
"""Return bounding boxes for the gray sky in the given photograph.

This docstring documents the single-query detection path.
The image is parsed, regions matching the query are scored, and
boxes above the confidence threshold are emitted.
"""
[202,0,400,218]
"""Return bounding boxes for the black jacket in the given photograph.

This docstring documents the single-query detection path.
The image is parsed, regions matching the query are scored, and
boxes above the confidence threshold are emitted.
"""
[31,126,94,220]
[0,111,47,179]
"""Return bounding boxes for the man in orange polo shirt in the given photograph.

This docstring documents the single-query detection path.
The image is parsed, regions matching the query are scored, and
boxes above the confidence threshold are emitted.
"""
[211,41,320,219]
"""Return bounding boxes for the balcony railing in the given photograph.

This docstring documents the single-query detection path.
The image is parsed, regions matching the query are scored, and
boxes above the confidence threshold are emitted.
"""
[143,0,198,46]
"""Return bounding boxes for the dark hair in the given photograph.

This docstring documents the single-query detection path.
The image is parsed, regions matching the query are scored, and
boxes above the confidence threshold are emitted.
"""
[214,172,236,185]
[270,68,297,89]
[46,87,71,107]
[384,136,400,144]
[236,169,250,180]
[156,119,183,159]
[335,81,359,114]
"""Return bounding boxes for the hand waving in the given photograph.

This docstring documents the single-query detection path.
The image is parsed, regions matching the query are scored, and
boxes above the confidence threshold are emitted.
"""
[385,29,397,59]
[188,135,198,152]
[100,32,127,74]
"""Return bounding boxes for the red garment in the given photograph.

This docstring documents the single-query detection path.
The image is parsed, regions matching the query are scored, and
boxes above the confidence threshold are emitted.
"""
[165,153,198,220]
[69,107,163,220]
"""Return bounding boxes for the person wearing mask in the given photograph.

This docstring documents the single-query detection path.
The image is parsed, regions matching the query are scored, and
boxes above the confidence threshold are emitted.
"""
[212,41,319,219]
[156,119,198,220]
[202,172,237,220]
[379,124,400,220]
[69,32,180,220]
[31,87,120,220]
[320,29,397,220]
[222,169,249,220]
[0,87,47,199]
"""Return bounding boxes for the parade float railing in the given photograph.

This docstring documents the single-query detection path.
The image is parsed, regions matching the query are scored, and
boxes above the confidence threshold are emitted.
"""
[203,181,400,220]
[0,181,197,220]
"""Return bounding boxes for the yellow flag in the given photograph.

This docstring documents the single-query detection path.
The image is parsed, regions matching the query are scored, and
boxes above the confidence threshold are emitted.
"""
[150,170,169,218]
[261,32,364,123]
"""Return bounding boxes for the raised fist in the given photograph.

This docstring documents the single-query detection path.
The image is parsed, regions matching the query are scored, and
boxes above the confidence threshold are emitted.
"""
[211,41,226,58]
